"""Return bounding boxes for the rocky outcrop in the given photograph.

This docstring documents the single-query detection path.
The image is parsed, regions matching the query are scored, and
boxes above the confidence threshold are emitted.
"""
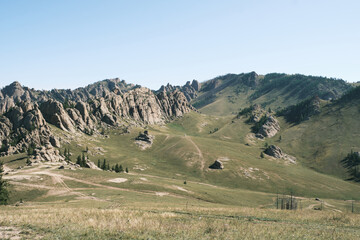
[85,160,102,170]
[209,160,224,169]
[33,143,64,162]
[0,101,58,156]
[264,145,296,164]
[40,100,76,132]
[264,145,284,158]
[135,130,155,150]
[257,116,280,138]
[158,80,200,102]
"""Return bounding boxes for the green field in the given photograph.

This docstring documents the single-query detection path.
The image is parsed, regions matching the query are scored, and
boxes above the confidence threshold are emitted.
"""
[2,95,360,239]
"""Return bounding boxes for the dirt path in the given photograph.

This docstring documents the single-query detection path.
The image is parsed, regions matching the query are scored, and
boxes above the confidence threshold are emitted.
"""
[30,169,186,200]
[184,135,205,172]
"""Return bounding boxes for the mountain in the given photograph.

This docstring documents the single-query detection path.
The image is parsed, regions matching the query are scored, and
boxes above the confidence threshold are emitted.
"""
[0,80,193,157]
[1,73,360,211]
[183,72,351,115]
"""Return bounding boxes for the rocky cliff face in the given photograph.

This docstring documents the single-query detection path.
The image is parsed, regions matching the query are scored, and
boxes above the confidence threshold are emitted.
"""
[158,80,201,102]
[0,101,58,156]
[0,80,194,157]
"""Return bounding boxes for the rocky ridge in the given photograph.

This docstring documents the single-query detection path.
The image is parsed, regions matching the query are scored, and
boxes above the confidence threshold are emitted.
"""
[0,80,194,157]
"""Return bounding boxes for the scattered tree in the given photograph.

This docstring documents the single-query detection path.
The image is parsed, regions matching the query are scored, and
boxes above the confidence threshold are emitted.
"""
[125,167,129,173]
[101,159,107,170]
[341,151,360,182]
[260,152,264,158]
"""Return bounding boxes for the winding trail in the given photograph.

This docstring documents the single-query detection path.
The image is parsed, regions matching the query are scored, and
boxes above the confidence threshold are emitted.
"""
[184,135,205,172]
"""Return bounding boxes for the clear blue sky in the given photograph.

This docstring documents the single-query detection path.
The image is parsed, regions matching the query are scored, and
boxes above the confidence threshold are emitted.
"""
[0,0,359,90]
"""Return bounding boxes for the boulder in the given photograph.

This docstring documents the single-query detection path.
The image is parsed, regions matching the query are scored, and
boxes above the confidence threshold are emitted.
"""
[135,131,155,150]
[209,160,224,169]
[85,161,102,170]
[264,145,296,164]
[264,145,284,158]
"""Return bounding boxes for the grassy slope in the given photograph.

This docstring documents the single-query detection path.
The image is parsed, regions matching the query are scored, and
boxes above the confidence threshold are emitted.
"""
[276,99,360,177]
[9,111,354,200]
[192,73,351,116]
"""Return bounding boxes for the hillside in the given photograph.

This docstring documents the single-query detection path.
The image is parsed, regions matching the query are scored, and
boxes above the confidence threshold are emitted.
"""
[189,72,351,115]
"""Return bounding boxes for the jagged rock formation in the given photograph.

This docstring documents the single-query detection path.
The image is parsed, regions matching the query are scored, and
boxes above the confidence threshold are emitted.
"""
[209,160,224,169]
[238,104,280,139]
[40,100,77,132]
[257,116,280,138]
[264,145,296,164]
[158,80,200,102]
[0,80,194,158]
[33,143,64,162]
[0,101,57,156]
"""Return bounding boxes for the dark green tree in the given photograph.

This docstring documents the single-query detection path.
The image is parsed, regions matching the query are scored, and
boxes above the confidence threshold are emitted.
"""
[76,155,82,166]
[115,164,120,173]
[102,159,107,170]
[0,161,9,205]
[119,165,123,172]
[125,167,128,173]
[260,152,264,158]
[97,159,101,168]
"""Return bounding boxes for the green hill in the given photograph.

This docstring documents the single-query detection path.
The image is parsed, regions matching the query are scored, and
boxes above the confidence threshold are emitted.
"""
[192,72,351,115]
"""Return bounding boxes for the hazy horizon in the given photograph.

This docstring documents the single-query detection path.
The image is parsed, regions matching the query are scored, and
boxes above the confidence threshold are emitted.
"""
[1,0,359,90]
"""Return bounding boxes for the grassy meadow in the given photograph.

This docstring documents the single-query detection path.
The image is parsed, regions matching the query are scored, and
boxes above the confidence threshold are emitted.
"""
[2,102,360,239]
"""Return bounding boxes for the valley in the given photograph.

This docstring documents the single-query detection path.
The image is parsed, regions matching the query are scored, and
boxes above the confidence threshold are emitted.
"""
[1,73,360,239]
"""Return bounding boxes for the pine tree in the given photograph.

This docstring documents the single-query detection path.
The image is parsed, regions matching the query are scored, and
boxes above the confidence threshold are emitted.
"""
[97,159,101,168]
[125,167,128,173]
[102,159,106,170]
[106,163,110,171]
[114,164,118,173]
[0,161,9,205]
[76,155,82,166]
[260,152,264,158]
[81,153,86,167]
[119,165,123,172]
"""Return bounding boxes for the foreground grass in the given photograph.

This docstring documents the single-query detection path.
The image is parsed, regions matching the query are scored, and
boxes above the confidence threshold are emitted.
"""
[1,204,360,239]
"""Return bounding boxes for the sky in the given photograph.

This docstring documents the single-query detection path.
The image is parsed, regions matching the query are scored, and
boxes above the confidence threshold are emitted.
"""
[0,0,359,90]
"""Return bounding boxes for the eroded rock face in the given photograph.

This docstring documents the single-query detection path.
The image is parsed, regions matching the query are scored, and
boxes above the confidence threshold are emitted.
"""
[158,80,200,102]
[40,100,76,132]
[258,116,280,138]
[0,101,58,156]
[209,160,224,169]
[33,143,64,162]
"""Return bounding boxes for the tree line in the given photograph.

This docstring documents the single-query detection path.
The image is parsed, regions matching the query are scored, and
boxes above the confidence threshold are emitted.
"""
[341,151,360,182]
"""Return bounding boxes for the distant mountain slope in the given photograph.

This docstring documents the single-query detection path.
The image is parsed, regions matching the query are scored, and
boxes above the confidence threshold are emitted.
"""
[274,89,360,178]
[190,72,351,115]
